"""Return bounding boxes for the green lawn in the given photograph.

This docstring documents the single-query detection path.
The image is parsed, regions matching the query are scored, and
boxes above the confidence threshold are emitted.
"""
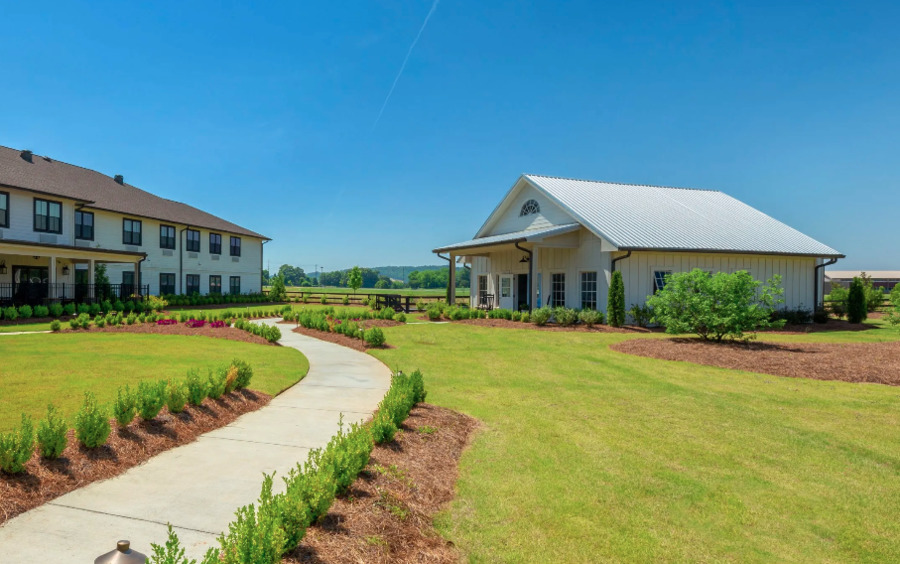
[0,333,308,431]
[282,286,470,297]
[370,323,900,562]
[0,321,54,333]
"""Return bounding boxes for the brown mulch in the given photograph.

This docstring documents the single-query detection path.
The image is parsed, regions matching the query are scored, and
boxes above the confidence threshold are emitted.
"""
[290,325,392,352]
[611,338,900,386]
[455,317,655,333]
[81,323,275,346]
[0,389,270,525]
[768,317,883,334]
[285,404,479,564]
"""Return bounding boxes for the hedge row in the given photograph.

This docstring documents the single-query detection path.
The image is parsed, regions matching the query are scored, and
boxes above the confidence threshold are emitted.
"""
[0,360,254,474]
[0,297,167,322]
[285,309,398,347]
[233,319,282,343]
[150,370,427,564]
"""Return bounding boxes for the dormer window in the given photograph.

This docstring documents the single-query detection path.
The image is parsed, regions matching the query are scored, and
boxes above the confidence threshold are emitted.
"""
[519,199,540,217]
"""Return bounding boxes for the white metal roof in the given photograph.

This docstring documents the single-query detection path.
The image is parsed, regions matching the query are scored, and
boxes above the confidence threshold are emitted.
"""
[825,271,900,280]
[433,223,581,253]
[515,175,843,257]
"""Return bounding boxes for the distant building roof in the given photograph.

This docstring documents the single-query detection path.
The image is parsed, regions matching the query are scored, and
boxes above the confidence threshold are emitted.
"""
[825,271,900,280]
[0,146,267,239]
[511,175,842,257]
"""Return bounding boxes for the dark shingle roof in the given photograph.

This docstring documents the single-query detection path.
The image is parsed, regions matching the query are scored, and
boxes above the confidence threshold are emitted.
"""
[0,146,267,239]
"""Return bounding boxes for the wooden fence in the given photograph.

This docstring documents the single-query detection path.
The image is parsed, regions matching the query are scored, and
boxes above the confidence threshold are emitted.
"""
[281,291,469,313]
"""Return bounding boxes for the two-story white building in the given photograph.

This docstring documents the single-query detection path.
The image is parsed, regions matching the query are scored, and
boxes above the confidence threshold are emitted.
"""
[0,146,268,306]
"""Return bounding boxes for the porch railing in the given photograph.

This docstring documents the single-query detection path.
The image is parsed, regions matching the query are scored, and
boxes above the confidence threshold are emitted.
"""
[0,283,150,307]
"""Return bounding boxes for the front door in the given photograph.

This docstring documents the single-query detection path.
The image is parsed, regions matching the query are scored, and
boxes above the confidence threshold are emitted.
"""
[13,266,49,304]
[499,275,514,310]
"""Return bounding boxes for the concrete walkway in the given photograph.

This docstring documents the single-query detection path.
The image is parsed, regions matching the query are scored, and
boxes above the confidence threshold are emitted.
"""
[0,321,391,561]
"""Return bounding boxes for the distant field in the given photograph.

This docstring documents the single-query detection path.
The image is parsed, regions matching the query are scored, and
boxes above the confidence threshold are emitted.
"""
[279,286,470,298]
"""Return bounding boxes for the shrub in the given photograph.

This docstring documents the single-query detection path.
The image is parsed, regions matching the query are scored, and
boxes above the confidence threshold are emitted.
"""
[63,303,76,316]
[114,300,125,312]
[320,295,328,305]
[69,317,81,330]
[136,380,166,421]
[77,303,90,315]
[531,306,552,326]
[364,327,385,347]
[18,305,33,319]
[113,385,136,427]
[0,414,34,473]
[74,392,111,448]
[101,299,113,313]
[628,303,652,327]
[859,273,886,313]
[126,313,137,325]
[553,307,577,327]
[521,312,531,323]
[95,315,107,328]
[395,312,407,323]
[847,277,867,323]
[371,409,398,444]
[49,303,63,317]
[208,368,228,399]
[425,303,443,321]
[773,306,812,325]
[124,300,136,312]
[89,303,101,316]
[380,307,395,321]
[269,274,288,303]
[231,359,254,390]
[647,269,785,341]
[813,307,830,324]
[166,380,188,414]
[50,320,61,332]
[511,311,522,322]
[150,524,194,564]
[578,309,603,327]
[33,305,49,317]
[3,306,17,321]
[186,369,208,405]
[210,474,287,564]
[608,270,626,327]
[36,404,67,459]
[416,299,427,311]
[887,285,900,327]
[342,295,350,306]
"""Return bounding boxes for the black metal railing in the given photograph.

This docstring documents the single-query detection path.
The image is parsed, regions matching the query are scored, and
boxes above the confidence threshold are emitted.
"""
[0,283,150,307]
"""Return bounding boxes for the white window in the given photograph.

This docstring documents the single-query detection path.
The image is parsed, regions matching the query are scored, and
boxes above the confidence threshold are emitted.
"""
[550,273,565,307]
[478,275,489,305]
[500,276,512,298]
[580,272,597,310]
[653,270,673,293]
[519,199,540,217]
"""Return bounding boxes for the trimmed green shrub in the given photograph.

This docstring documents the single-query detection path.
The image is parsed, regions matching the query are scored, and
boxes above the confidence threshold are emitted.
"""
[395,312,407,323]
[521,312,531,323]
[342,295,350,306]
[847,277,867,324]
[33,305,49,317]
[136,380,167,421]
[49,303,63,318]
[813,307,829,324]
[320,295,328,305]
[531,306,552,326]
[126,313,137,325]
[380,307,395,321]
[101,299,113,313]
[113,385,136,427]
[773,306,812,325]
[114,300,125,312]
[888,285,900,327]
[416,299,427,311]
[77,303,90,315]
[211,473,287,564]
[628,303,652,327]
[231,359,253,390]
[553,307,577,327]
[207,368,228,399]
[364,327,385,347]
[50,320,61,332]
[95,315,107,328]
[74,392,111,448]
[149,524,195,564]
[647,269,785,341]
[578,309,603,327]
[608,270,626,327]
[0,414,34,473]
[370,409,398,444]
[426,304,443,321]
[69,317,81,330]
[63,303,76,316]
[166,380,188,414]
[511,311,522,322]
[3,306,18,321]
[36,404,67,459]
[89,303,101,316]
[186,369,208,406]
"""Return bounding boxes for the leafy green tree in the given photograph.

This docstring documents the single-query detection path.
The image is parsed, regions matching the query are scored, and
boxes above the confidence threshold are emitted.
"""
[646,269,785,341]
[859,272,886,312]
[847,277,867,323]
[268,274,287,302]
[887,285,900,327]
[826,285,849,318]
[607,271,626,327]
[347,266,363,293]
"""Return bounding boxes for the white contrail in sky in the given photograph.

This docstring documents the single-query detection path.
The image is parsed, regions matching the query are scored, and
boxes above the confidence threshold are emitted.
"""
[373,0,440,130]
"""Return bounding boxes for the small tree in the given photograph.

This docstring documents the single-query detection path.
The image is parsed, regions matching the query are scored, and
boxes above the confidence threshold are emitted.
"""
[847,277,867,323]
[268,274,287,302]
[887,285,900,327]
[95,263,112,301]
[607,271,626,327]
[347,266,363,295]
[647,269,785,341]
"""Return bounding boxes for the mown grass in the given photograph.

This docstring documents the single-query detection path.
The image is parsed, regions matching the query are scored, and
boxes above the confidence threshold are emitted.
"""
[0,333,309,431]
[282,286,470,297]
[0,322,54,333]
[370,323,900,562]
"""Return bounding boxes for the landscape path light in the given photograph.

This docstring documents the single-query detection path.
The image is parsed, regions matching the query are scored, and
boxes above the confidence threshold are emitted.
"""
[94,540,146,564]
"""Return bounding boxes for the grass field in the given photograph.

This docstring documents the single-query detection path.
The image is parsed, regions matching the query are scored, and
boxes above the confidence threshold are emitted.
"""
[370,323,900,562]
[281,286,470,297]
[0,322,53,333]
[0,333,309,431]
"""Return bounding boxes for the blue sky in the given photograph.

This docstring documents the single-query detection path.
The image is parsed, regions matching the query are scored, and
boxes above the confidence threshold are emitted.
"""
[2,1,897,271]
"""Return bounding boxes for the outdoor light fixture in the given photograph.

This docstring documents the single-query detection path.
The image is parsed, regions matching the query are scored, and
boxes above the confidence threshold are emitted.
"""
[62,266,70,275]
[519,255,531,263]
[0,261,6,274]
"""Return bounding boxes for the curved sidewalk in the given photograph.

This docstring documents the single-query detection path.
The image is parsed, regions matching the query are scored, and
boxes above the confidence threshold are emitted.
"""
[0,322,392,561]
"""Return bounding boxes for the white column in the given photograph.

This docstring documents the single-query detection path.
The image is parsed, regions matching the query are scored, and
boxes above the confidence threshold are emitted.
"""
[88,259,96,301]
[531,246,540,309]
[49,256,57,300]
[448,254,456,304]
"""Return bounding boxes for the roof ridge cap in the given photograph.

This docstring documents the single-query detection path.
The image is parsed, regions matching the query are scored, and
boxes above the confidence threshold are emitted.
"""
[525,173,720,193]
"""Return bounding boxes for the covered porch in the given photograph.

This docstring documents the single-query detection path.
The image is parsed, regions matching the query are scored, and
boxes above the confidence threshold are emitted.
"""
[433,224,582,311]
[0,239,147,307]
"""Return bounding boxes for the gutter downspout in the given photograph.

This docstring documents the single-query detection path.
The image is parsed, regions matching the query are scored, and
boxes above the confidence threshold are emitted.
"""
[179,227,187,294]
[514,241,533,312]
[261,239,269,294]
[136,256,146,300]
[437,253,451,303]
[814,258,839,308]
[610,251,632,272]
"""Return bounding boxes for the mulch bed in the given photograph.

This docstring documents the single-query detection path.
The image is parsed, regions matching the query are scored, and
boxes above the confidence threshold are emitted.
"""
[285,403,478,564]
[769,317,884,334]
[77,323,275,346]
[0,389,270,525]
[611,338,900,386]
[455,318,654,333]
[290,325,393,352]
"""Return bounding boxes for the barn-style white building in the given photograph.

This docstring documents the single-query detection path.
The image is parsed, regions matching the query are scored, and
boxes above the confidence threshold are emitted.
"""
[434,175,843,314]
